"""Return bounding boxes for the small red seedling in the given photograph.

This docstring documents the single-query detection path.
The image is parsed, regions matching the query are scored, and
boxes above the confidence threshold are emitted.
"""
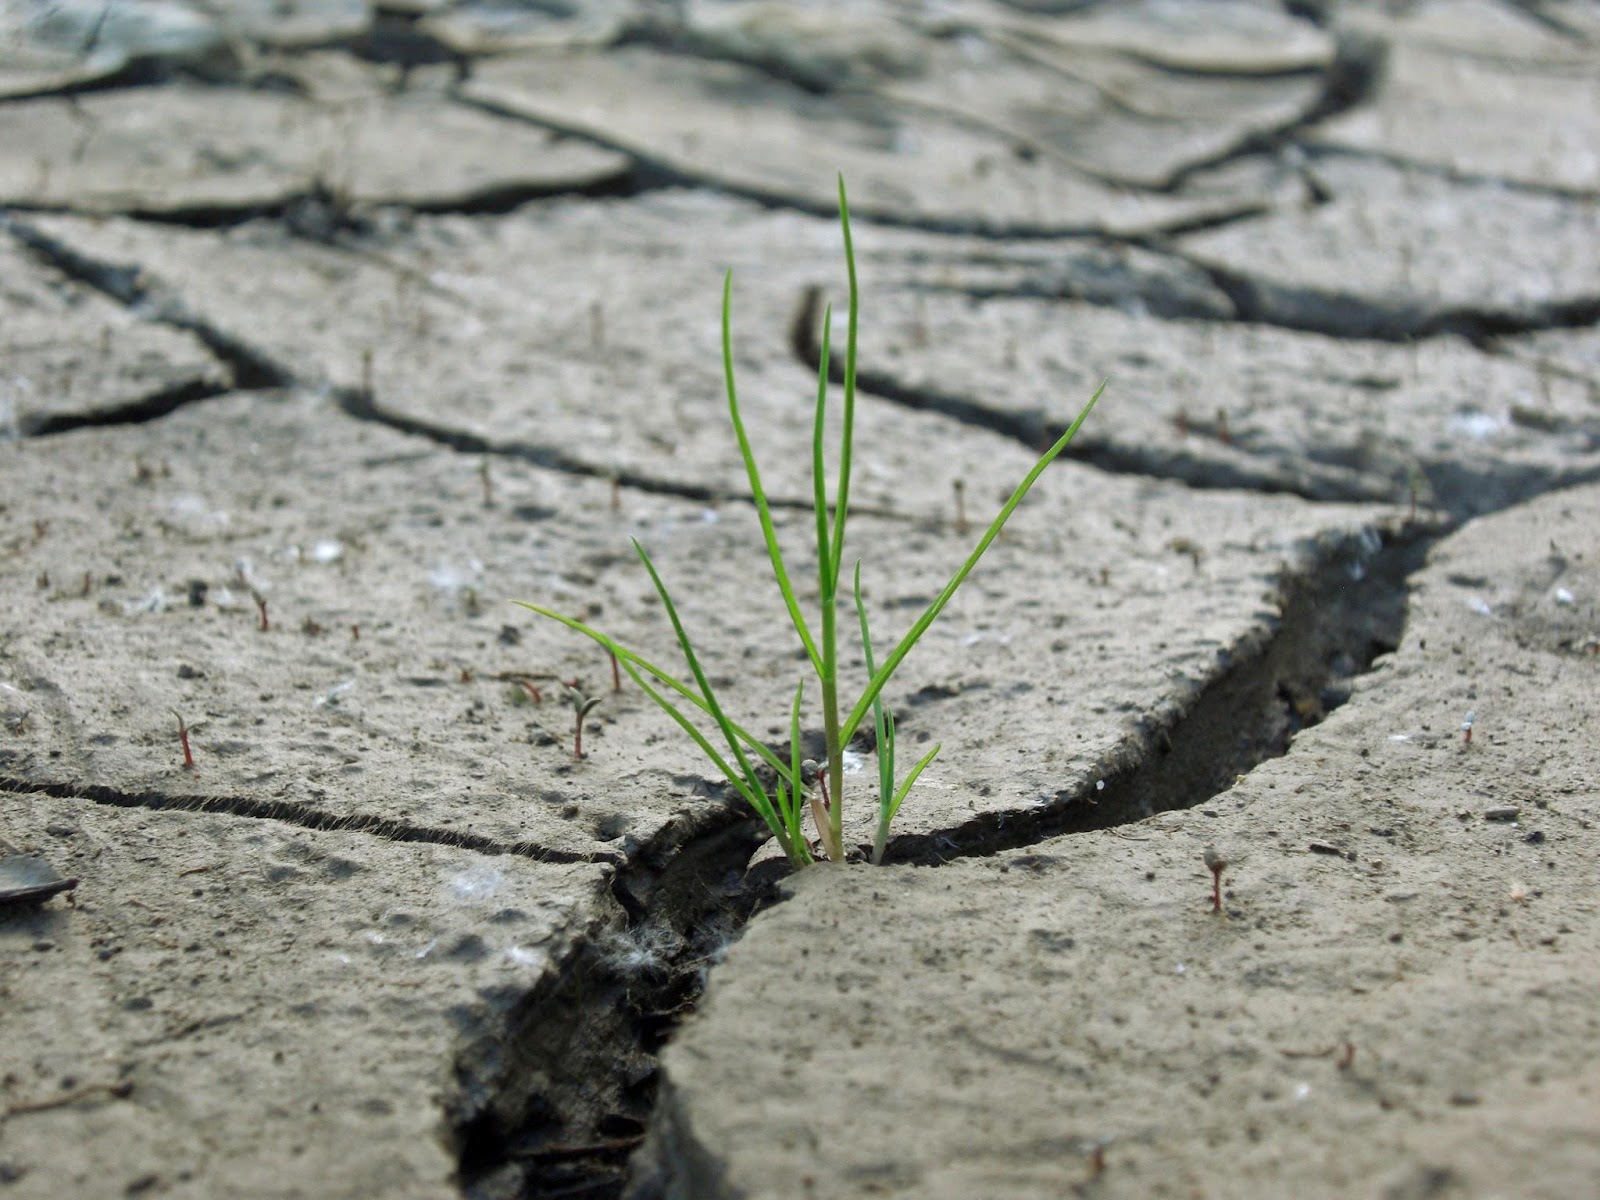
[564,684,602,760]
[1088,1142,1107,1178]
[173,710,196,771]
[250,587,269,632]
[1203,845,1227,914]
[1461,708,1475,746]
[495,672,547,704]
[952,478,969,536]
[609,648,621,693]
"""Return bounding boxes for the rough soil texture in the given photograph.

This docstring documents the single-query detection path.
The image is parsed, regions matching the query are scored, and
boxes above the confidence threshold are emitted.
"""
[0,2,1596,1199]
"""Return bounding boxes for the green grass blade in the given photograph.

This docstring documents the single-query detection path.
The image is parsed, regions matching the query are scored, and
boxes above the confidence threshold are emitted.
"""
[721,270,823,674]
[888,744,940,824]
[840,379,1107,746]
[620,660,771,824]
[879,708,897,808]
[629,538,765,790]
[787,680,808,853]
[827,174,859,593]
[622,660,805,865]
[812,303,835,599]
[871,742,940,864]
[511,601,793,781]
[852,562,894,813]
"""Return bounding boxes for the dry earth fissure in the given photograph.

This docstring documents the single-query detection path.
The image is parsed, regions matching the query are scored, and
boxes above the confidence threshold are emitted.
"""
[5,5,1600,1196]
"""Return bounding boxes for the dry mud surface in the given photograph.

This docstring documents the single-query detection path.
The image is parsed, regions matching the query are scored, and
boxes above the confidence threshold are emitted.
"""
[1,3,1597,1199]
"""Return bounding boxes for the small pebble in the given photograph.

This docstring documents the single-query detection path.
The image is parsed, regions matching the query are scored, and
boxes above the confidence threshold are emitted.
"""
[1484,806,1521,822]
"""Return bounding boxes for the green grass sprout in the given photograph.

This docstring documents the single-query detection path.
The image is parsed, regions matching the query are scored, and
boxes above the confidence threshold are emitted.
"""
[853,561,940,865]
[517,174,1103,868]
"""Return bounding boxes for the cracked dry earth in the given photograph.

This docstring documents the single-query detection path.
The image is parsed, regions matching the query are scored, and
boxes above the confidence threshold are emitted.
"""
[2,2,1599,1198]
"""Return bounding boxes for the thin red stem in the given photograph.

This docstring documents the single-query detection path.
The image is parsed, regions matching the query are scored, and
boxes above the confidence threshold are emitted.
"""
[175,712,195,770]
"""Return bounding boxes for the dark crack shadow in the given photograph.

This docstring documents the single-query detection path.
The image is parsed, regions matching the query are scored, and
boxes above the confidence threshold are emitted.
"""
[4,166,651,232]
[789,282,1388,506]
[453,802,776,1200]
[3,212,290,389]
[1,210,897,516]
[16,377,233,438]
[1176,252,1600,345]
[1299,141,1600,204]
[877,520,1437,865]
[1155,29,1389,194]
[452,90,1266,243]
[0,775,613,866]
[451,515,1447,1200]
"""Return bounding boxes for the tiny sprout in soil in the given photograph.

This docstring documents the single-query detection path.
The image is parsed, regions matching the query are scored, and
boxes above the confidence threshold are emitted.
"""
[174,710,196,771]
[1204,845,1227,913]
[564,682,602,761]
[517,174,1103,869]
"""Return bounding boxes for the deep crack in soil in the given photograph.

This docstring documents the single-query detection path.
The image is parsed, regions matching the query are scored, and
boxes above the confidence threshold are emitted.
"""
[1,210,914,517]
[452,809,775,1200]
[3,169,1577,1200]
[0,776,613,866]
[447,515,1440,1199]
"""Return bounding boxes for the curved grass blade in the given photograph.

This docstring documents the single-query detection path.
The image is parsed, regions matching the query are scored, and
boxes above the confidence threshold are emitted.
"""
[840,379,1107,747]
[786,680,808,856]
[510,601,793,781]
[721,271,823,675]
[812,303,835,600]
[827,174,859,594]
[623,660,807,866]
[629,537,767,798]
[852,561,894,815]
[873,743,940,865]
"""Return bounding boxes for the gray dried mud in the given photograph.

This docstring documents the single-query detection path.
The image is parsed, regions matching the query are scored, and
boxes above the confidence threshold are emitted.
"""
[2,2,1598,1199]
